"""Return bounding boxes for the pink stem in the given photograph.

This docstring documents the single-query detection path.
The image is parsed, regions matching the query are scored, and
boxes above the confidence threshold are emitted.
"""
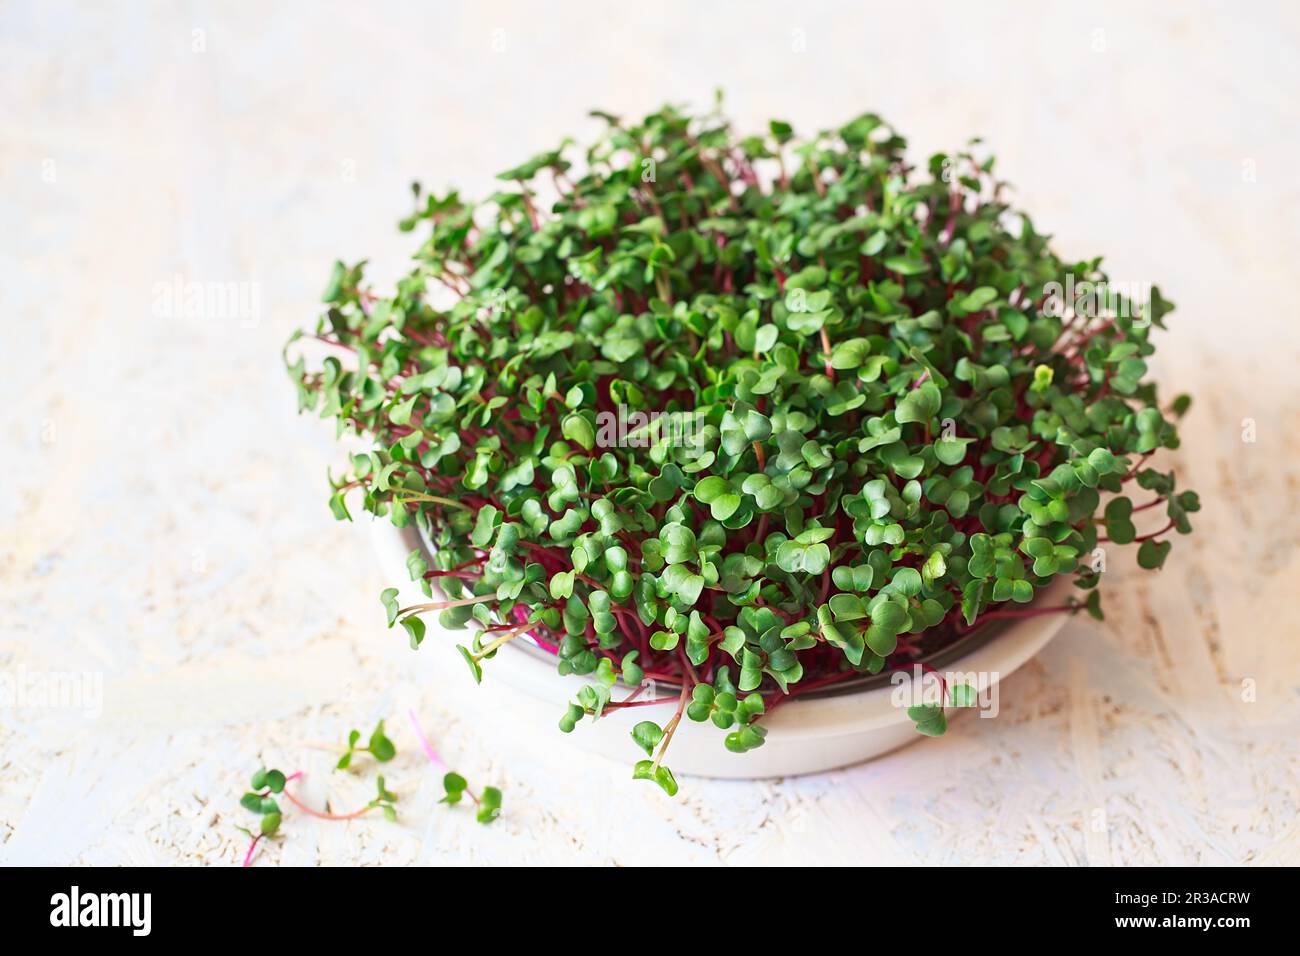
[408,709,479,806]
[408,709,449,772]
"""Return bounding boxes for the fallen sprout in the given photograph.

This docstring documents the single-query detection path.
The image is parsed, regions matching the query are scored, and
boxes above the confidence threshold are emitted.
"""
[336,719,397,769]
[408,709,503,825]
[238,766,393,867]
[239,714,504,865]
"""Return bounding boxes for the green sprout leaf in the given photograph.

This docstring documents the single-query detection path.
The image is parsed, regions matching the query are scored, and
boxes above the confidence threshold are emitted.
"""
[477,786,503,824]
[369,721,396,762]
[907,704,948,736]
[441,772,468,805]
[632,760,679,797]
[631,720,664,757]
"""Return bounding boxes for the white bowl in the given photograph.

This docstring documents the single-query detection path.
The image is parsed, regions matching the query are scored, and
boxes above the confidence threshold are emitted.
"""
[371,520,1073,779]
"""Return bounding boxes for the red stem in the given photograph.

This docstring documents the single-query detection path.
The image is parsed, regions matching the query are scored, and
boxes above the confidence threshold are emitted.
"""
[281,789,374,821]
[242,834,263,868]
[958,603,1071,633]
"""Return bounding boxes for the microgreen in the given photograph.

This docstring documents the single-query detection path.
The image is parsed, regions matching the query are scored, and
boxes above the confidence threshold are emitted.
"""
[240,767,286,837]
[906,680,981,736]
[368,775,398,822]
[288,99,1197,793]
[238,758,399,867]
[239,712,505,865]
[409,709,504,826]
[336,720,397,769]
[438,771,503,824]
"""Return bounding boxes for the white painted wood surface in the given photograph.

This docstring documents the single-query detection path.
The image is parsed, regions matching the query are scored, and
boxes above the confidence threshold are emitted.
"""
[2,0,1297,866]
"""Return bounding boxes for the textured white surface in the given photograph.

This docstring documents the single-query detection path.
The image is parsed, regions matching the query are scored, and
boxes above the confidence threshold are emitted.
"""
[2,0,1298,866]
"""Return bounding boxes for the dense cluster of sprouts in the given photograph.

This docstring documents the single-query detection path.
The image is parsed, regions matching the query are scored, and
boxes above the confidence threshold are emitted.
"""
[287,101,1196,791]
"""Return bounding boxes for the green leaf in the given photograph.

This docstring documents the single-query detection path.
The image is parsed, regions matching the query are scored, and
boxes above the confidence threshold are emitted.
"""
[921,550,947,586]
[694,475,741,520]
[883,255,930,276]
[632,760,678,796]
[865,624,898,656]
[957,286,998,312]
[369,721,397,762]
[631,720,664,757]
[934,436,973,465]
[870,600,908,632]
[471,505,500,547]
[477,786,503,823]
[321,260,347,303]
[549,569,575,599]
[649,630,679,651]
[1104,496,1136,544]
[895,382,941,424]
[830,337,872,370]
[561,412,596,450]
[1137,539,1172,570]
[724,723,768,753]
[828,593,868,621]
[389,394,418,426]
[399,615,426,649]
[949,684,978,707]
[889,567,922,597]
[441,771,468,804]
[907,704,947,736]
[456,645,483,683]
[381,588,400,627]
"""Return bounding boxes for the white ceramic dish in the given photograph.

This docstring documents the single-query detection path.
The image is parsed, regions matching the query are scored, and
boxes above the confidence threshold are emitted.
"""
[371,520,1073,778]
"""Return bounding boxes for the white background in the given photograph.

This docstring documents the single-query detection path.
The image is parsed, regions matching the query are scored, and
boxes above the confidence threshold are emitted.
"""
[2,0,1297,864]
